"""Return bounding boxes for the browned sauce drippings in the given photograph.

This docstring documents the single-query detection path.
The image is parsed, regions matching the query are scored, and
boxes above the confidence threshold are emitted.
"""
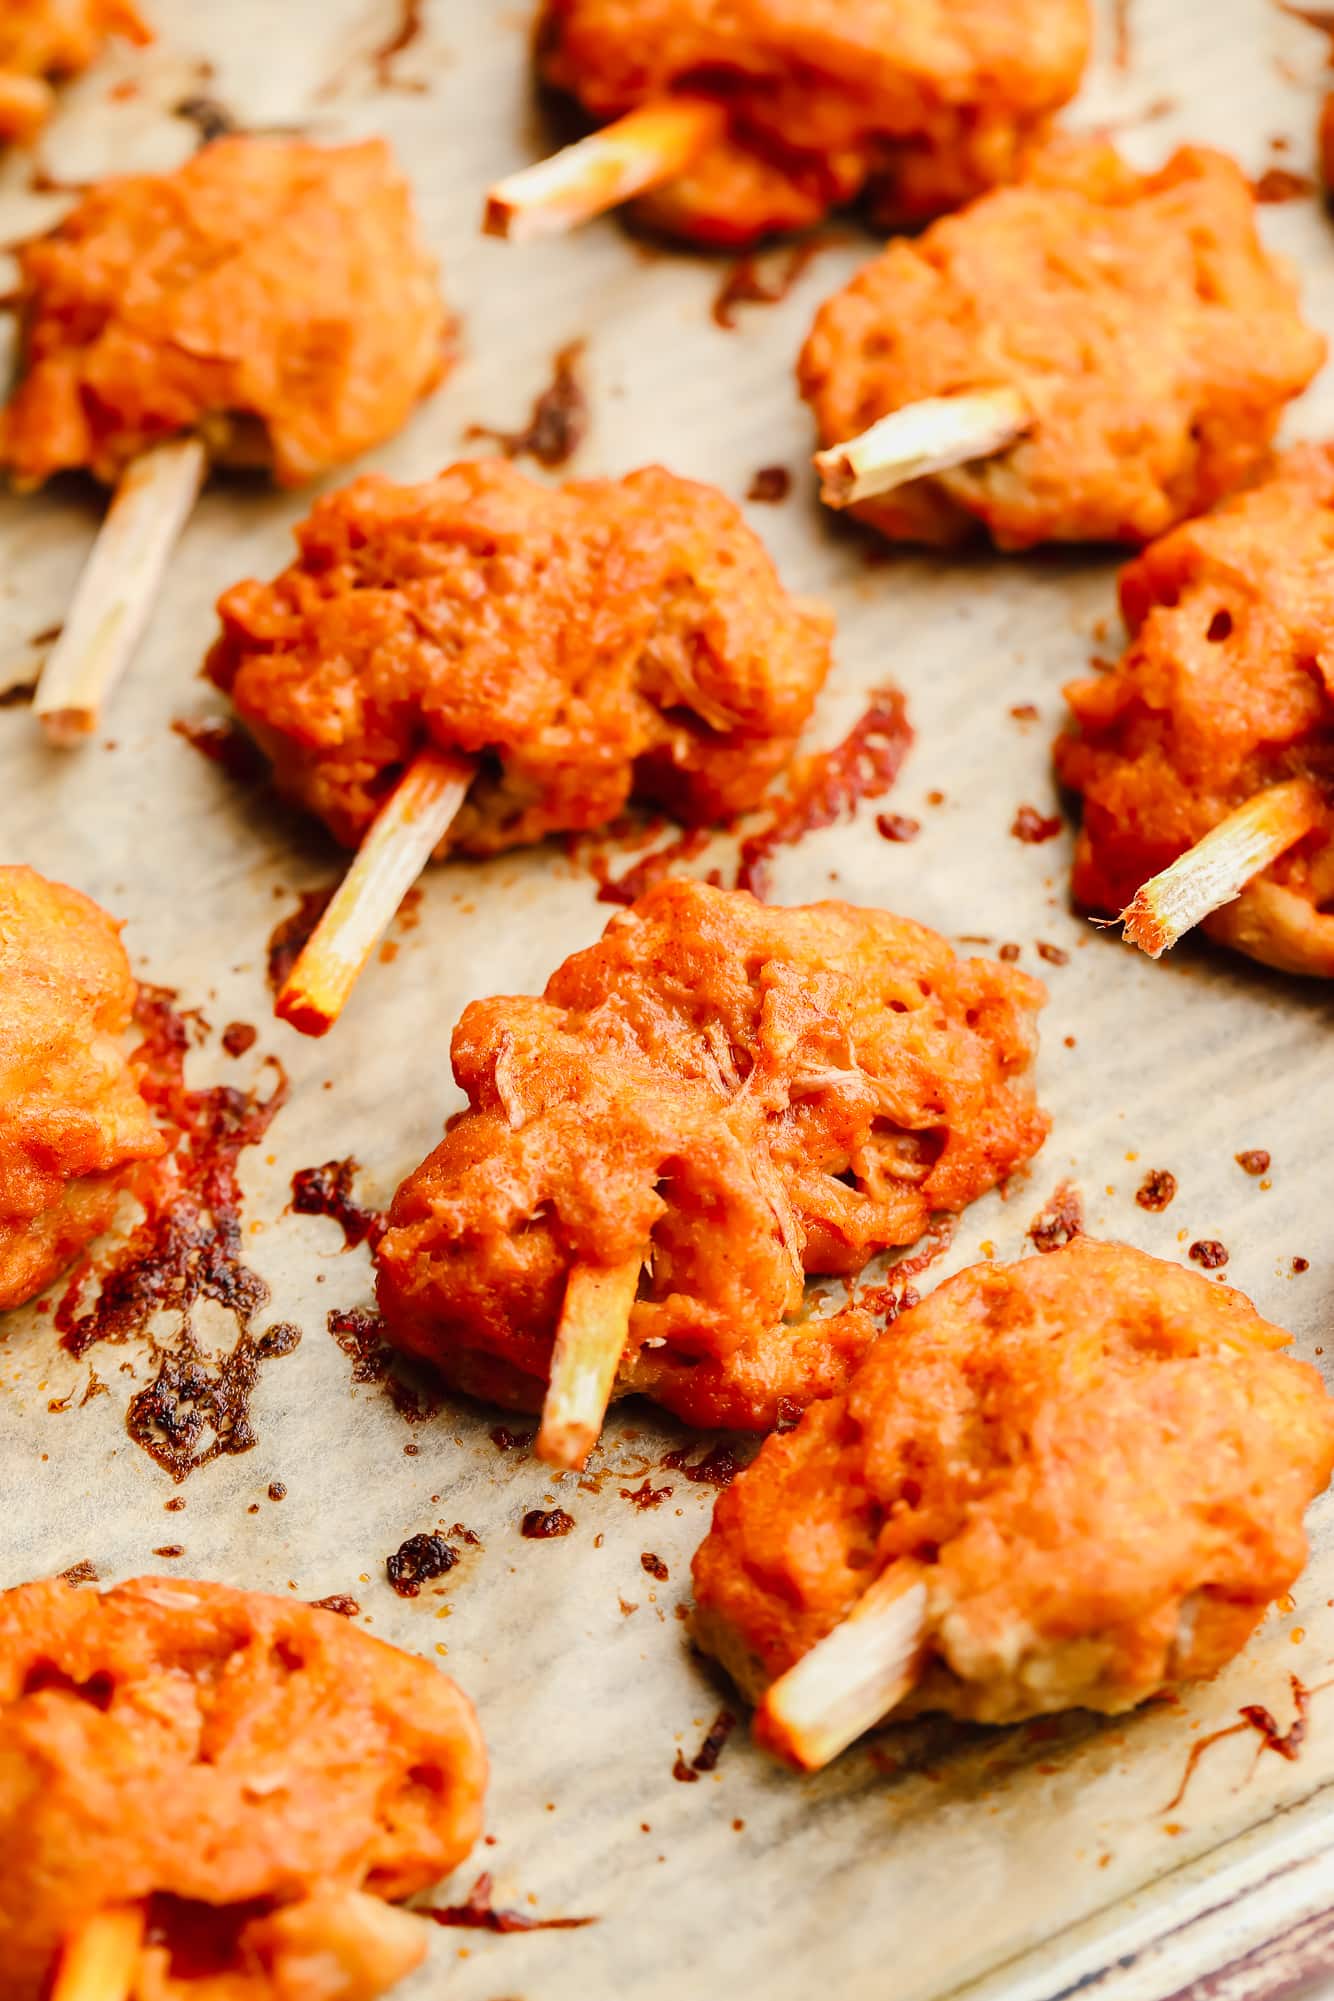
[1162,1675,1322,1811]
[713,242,821,330]
[1136,1169,1177,1212]
[310,1594,361,1617]
[621,1478,673,1510]
[736,687,914,898]
[594,826,713,907]
[172,717,266,787]
[747,465,792,504]
[659,1443,739,1489]
[220,1022,258,1058]
[373,0,427,87]
[171,94,239,144]
[641,1552,668,1580]
[267,889,336,993]
[1254,166,1317,201]
[854,1216,957,1323]
[54,989,297,1481]
[0,677,36,708]
[466,341,588,468]
[59,1560,98,1586]
[1189,1239,1229,1269]
[290,1157,386,1250]
[424,1873,596,1933]
[325,1305,441,1423]
[691,1707,736,1773]
[1028,1181,1084,1255]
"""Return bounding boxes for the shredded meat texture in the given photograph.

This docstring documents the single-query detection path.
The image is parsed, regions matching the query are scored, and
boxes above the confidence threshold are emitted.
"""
[1055,445,1334,976]
[207,459,833,854]
[800,141,1325,550]
[693,1239,1334,1733]
[0,0,148,143]
[0,866,164,1312]
[374,879,1049,1432]
[1,136,447,489]
[536,0,1091,245]
[0,1575,487,2001]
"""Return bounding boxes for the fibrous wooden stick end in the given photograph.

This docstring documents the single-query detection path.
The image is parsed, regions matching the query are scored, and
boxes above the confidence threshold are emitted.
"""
[816,387,1032,510]
[274,748,473,1038]
[482,98,723,243]
[1117,778,1323,961]
[536,1254,643,1470]
[754,1574,928,1771]
[51,1905,146,2001]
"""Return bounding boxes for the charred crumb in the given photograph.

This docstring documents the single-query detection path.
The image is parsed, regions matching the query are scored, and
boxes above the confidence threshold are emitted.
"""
[290,1156,386,1250]
[1253,167,1317,202]
[640,1552,669,1581]
[876,812,920,843]
[998,942,1022,962]
[691,1708,736,1773]
[1236,1149,1271,1176]
[310,1594,361,1617]
[521,1508,576,1539]
[450,1523,482,1546]
[171,716,266,786]
[1293,1256,1310,1274]
[620,1479,673,1510]
[465,341,588,468]
[424,1873,595,1933]
[220,1022,258,1058]
[1011,804,1064,844]
[1028,1182,1084,1254]
[1189,1240,1229,1269]
[152,1544,185,1559]
[747,465,792,503]
[266,888,336,993]
[267,1481,286,1501]
[59,1560,98,1586]
[672,1751,700,1783]
[1009,703,1040,723]
[1035,941,1069,966]
[1136,1169,1177,1212]
[386,1533,458,1598]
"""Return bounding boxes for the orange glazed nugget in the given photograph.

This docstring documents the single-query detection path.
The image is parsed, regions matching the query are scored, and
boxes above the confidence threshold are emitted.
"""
[1,136,447,490]
[535,0,1091,246]
[0,865,164,1311]
[693,1239,1334,1760]
[1056,446,1334,976]
[374,879,1049,1433]
[0,1575,487,1999]
[0,0,148,144]
[207,459,833,854]
[800,143,1325,550]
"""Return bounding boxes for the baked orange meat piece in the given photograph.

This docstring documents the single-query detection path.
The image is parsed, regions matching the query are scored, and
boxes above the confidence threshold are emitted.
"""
[374,879,1049,1433]
[0,1575,487,2000]
[800,142,1324,550]
[1055,446,1334,975]
[535,0,1091,245]
[1,136,446,489]
[693,1238,1334,1750]
[0,0,148,144]
[207,459,833,854]
[0,865,164,1312]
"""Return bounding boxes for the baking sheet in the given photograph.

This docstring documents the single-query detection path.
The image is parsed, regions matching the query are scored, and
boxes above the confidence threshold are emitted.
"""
[2,2,1334,1996]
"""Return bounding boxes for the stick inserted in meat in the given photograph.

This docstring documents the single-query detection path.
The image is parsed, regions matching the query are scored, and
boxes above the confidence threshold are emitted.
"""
[536,1254,644,1470]
[34,438,207,746]
[483,98,725,241]
[754,1573,928,1771]
[1120,779,1323,959]
[50,1907,145,2001]
[814,388,1031,510]
[276,749,475,1037]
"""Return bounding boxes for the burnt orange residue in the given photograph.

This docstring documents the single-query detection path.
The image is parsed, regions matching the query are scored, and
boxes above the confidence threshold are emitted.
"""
[266,887,336,993]
[53,988,296,1481]
[290,1156,386,1250]
[325,1305,441,1423]
[593,825,714,906]
[1028,1181,1084,1254]
[713,242,822,330]
[465,341,588,468]
[1162,1674,1325,1812]
[1253,167,1317,201]
[171,716,266,785]
[424,1873,595,1932]
[735,686,914,897]
[372,0,427,87]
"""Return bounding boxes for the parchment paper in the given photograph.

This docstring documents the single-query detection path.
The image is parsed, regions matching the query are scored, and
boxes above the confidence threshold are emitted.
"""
[2,4,1333,1996]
